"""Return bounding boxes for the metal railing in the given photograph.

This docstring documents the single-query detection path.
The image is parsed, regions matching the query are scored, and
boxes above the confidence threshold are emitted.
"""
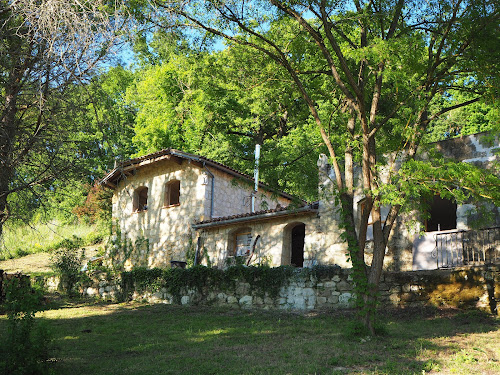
[433,227,500,268]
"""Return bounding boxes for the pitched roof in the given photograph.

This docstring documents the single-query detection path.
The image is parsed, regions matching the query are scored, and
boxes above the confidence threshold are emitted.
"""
[192,202,319,229]
[100,148,299,202]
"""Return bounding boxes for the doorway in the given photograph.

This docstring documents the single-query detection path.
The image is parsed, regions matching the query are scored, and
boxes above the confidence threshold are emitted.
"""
[291,223,305,267]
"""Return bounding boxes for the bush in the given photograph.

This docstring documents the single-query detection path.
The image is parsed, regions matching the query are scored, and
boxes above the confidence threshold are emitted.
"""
[50,245,85,296]
[0,278,52,375]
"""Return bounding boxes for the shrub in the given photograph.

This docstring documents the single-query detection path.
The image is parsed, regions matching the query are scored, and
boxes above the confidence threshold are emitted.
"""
[72,183,112,223]
[0,278,52,375]
[50,246,85,296]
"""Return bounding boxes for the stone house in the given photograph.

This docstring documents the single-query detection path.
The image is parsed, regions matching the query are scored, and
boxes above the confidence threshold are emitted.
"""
[100,149,295,269]
[102,133,499,271]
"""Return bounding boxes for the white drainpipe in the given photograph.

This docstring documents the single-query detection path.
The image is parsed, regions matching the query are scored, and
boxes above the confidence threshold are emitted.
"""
[251,144,261,213]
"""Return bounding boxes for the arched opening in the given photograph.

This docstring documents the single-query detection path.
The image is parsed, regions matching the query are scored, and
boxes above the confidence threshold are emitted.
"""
[164,179,180,207]
[425,195,457,232]
[133,186,148,212]
[282,222,305,267]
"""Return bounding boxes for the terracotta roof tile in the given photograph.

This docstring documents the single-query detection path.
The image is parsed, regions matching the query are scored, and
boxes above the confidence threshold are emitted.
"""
[193,202,319,228]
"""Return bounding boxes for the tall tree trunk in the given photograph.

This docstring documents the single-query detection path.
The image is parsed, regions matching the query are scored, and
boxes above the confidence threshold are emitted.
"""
[0,86,20,238]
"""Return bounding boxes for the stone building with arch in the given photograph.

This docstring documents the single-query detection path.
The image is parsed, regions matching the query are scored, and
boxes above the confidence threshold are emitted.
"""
[102,133,499,271]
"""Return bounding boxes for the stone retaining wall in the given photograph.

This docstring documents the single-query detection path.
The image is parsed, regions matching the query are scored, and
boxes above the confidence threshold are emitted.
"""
[71,265,500,313]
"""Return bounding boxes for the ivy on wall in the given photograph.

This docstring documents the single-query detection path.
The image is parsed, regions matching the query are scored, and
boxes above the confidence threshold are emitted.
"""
[121,264,344,303]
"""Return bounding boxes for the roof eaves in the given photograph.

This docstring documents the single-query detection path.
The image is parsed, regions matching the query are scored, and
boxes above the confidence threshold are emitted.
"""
[100,148,301,202]
[192,205,318,230]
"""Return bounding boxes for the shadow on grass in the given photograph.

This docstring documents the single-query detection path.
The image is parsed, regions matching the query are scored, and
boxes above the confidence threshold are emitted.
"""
[6,299,500,375]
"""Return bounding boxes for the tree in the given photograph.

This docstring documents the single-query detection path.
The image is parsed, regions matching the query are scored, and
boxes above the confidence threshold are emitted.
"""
[0,1,125,235]
[126,33,322,199]
[425,90,500,142]
[137,0,500,333]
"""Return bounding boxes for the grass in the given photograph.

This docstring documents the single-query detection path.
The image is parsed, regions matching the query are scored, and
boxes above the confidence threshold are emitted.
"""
[0,220,107,261]
[0,245,102,274]
[1,301,499,374]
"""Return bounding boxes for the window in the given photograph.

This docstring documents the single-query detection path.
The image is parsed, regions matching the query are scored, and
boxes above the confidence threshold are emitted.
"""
[164,180,180,207]
[228,227,252,257]
[425,195,457,232]
[235,232,252,257]
[133,186,148,212]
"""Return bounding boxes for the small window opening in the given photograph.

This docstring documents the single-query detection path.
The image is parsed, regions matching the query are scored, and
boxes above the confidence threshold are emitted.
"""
[134,187,148,212]
[425,195,457,232]
[165,180,180,207]
[235,232,252,257]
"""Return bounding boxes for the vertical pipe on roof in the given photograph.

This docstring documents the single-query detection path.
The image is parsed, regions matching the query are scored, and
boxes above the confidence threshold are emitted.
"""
[203,163,214,219]
[252,144,261,213]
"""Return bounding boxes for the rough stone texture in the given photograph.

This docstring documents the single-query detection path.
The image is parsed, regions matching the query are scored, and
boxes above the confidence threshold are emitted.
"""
[64,265,500,315]
[112,159,290,270]
[108,133,498,274]
[239,295,252,306]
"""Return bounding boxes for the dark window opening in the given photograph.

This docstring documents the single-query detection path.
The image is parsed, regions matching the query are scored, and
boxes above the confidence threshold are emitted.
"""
[165,180,180,206]
[426,195,457,232]
[134,187,148,212]
[291,224,305,267]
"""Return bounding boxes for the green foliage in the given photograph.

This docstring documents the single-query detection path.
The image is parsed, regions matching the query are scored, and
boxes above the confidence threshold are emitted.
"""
[0,278,52,375]
[124,35,321,200]
[50,244,85,296]
[2,63,135,234]
[379,157,500,211]
[106,227,150,271]
[425,92,499,142]
[72,183,113,224]
[121,264,344,303]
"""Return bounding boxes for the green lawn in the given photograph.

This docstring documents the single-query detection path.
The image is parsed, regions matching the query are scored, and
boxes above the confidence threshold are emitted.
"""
[2,301,498,374]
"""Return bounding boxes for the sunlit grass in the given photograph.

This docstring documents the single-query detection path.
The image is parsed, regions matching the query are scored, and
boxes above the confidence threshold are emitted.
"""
[0,220,106,260]
[1,302,498,374]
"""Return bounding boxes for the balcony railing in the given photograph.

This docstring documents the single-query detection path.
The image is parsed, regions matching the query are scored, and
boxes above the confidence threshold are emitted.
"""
[433,227,500,268]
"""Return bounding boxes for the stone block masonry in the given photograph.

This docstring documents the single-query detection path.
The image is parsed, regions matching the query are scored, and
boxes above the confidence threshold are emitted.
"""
[73,265,500,313]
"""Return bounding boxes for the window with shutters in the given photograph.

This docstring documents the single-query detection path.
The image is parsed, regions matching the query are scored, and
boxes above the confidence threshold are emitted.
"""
[227,227,252,257]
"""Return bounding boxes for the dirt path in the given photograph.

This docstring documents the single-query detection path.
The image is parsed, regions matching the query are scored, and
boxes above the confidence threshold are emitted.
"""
[0,245,103,274]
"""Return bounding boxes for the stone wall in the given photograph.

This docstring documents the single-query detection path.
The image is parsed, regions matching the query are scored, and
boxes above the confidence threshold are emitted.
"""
[74,265,499,313]
[112,159,206,269]
[210,168,290,218]
[111,159,291,270]
[379,266,499,312]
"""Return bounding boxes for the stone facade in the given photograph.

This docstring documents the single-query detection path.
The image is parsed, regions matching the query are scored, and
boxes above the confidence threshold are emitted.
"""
[316,132,499,271]
[104,133,498,272]
[107,151,292,269]
[196,205,349,269]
